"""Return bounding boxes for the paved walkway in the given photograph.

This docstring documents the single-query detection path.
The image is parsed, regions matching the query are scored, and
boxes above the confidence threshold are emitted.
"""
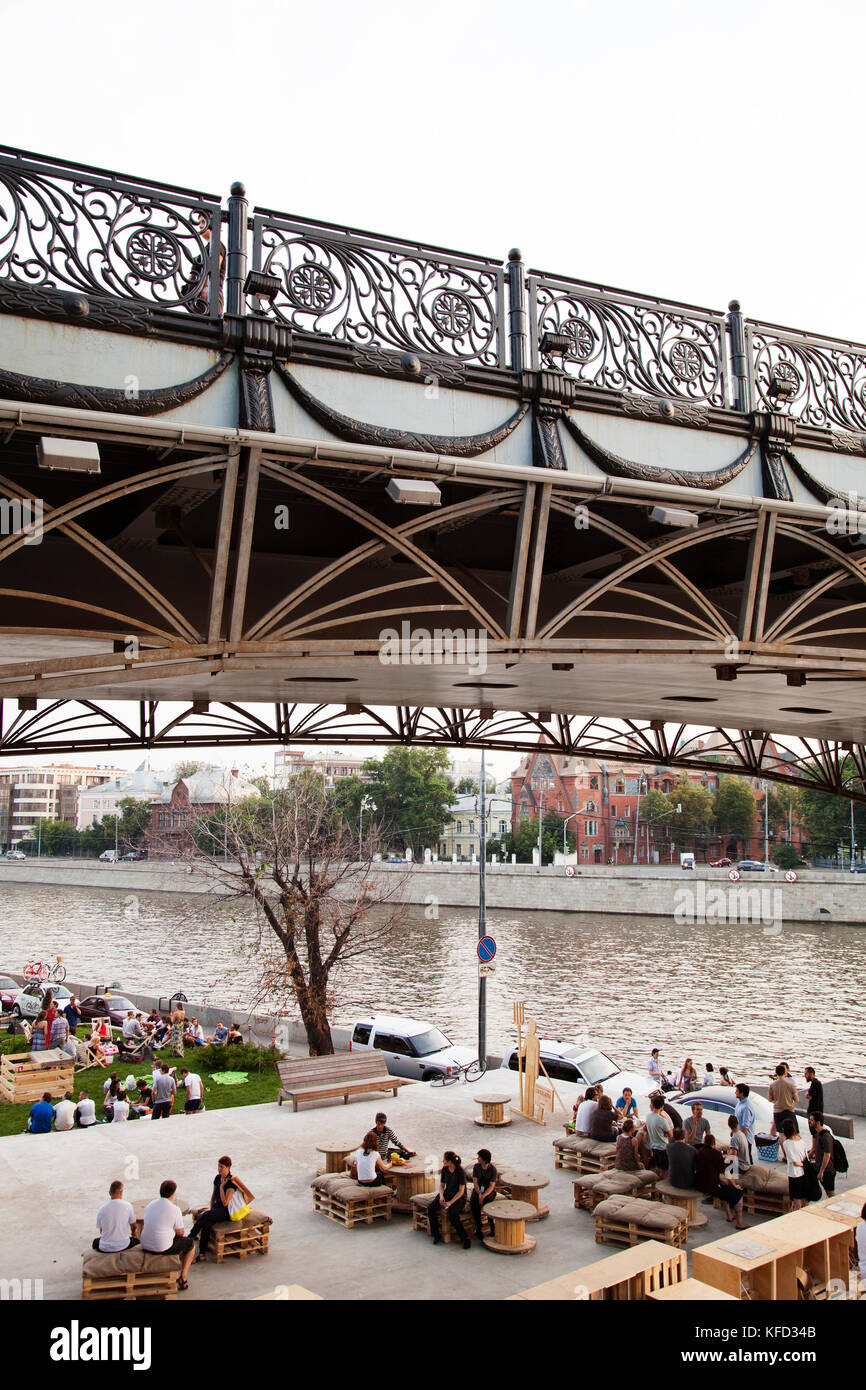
[1,1072,862,1300]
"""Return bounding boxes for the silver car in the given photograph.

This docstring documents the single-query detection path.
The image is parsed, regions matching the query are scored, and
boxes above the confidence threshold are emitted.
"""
[11,981,73,1019]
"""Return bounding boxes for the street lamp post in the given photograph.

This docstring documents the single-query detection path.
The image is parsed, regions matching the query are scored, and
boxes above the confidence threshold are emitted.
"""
[563,811,579,857]
[114,812,119,859]
[478,749,487,1064]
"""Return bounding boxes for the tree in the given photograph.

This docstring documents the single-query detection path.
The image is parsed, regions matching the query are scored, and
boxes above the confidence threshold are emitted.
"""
[798,759,866,860]
[361,747,454,857]
[115,796,151,850]
[771,842,799,869]
[713,776,756,851]
[669,775,714,848]
[639,788,673,848]
[192,778,409,1054]
[455,776,496,795]
[172,759,209,781]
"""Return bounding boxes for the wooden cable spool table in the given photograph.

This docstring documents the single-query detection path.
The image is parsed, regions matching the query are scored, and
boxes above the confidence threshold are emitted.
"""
[496,1168,550,1220]
[381,1159,436,1213]
[473,1093,512,1127]
[315,1141,358,1175]
[482,1199,537,1255]
[656,1181,709,1229]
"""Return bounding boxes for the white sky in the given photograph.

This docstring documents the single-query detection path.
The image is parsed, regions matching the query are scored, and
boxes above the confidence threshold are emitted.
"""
[1,0,861,780]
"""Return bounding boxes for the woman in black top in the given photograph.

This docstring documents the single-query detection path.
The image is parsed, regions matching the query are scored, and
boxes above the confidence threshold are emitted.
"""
[429,1150,470,1249]
[695,1134,746,1228]
[589,1095,619,1143]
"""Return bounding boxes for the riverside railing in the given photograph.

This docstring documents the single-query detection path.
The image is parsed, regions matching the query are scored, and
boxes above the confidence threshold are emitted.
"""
[2,143,865,430]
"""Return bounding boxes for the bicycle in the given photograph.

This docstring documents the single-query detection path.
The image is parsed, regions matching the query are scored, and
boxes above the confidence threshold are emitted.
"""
[431,1058,487,1086]
[23,956,67,984]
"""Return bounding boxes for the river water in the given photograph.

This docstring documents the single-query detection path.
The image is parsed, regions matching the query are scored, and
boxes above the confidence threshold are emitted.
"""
[1,881,864,1078]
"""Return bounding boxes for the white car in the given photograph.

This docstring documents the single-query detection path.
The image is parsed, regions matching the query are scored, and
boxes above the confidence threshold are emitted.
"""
[347,1014,478,1082]
[11,981,74,1019]
[500,1037,661,1100]
[5,849,26,859]
[98,849,118,862]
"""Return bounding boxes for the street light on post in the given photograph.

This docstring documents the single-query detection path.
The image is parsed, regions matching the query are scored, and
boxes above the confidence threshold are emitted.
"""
[563,811,579,858]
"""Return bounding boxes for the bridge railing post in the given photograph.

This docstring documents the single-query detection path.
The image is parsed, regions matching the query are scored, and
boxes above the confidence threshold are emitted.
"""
[507,247,528,374]
[226,181,249,319]
[727,298,752,413]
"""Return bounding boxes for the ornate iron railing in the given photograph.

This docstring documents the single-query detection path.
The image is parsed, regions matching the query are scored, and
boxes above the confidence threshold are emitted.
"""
[528,269,729,407]
[0,146,223,317]
[746,319,866,434]
[251,209,506,366]
[7,144,866,431]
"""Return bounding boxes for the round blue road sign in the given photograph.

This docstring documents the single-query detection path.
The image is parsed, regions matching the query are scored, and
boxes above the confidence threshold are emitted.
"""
[477,935,497,963]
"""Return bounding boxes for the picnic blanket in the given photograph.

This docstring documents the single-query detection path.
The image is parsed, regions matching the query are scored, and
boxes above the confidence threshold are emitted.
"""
[209,1071,248,1086]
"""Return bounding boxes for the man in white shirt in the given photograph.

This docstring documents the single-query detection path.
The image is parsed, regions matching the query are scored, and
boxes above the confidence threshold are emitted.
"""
[140,1180,195,1290]
[93,1180,137,1252]
[53,1090,76,1131]
[75,1090,97,1128]
[122,1012,143,1041]
[574,1092,598,1135]
[180,1068,204,1113]
[111,1089,130,1122]
[856,1205,866,1291]
[647,1049,662,1084]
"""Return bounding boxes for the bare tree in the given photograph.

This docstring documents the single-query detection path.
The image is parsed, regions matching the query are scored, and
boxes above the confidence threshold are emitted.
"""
[189,774,409,1055]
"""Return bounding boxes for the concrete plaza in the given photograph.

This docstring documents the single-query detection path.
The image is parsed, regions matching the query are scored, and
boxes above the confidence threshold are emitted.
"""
[1,1070,863,1301]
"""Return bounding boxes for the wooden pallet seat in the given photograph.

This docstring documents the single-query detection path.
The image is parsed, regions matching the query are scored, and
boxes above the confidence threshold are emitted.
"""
[553,1136,617,1173]
[278,1054,410,1111]
[409,1190,498,1241]
[81,1246,181,1301]
[574,1170,659,1210]
[738,1163,792,1216]
[189,1207,273,1262]
[311,1174,393,1229]
[593,1194,687,1249]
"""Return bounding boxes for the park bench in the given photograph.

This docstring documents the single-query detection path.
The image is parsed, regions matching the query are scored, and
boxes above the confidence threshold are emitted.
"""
[573,1170,659,1211]
[736,1163,792,1216]
[277,1053,409,1111]
[593,1193,688,1249]
[553,1135,617,1174]
[81,1247,181,1301]
[189,1207,272,1262]
[311,1173,393,1228]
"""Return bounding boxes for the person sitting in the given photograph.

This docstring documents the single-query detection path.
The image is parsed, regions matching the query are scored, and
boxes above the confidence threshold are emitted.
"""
[589,1094,619,1143]
[140,1179,195,1292]
[48,1013,69,1050]
[662,1068,678,1092]
[151,1017,171,1048]
[210,1021,228,1046]
[724,1114,751,1176]
[103,1075,121,1122]
[93,1180,137,1253]
[132,1078,153,1116]
[574,1089,598,1136]
[718,1066,735,1087]
[74,1089,97,1128]
[666,1126,697,1189]
[372,1112,415,1161]
[615,1086,638,1121]
[470,1148,498,1236]
[190,1156,255,1262]
[428,1150,471,1249]
[53,1090,76,1132]
[695,1133,746,1228]
[30,1010,49,1052]
[111,1088,130,1123]
[184,1017,205,1048]
[615,1118,645,1171]
[350,1131,392,1187]
[122,1011,143,1044]
[684,1102,711,1149]
[85,1027,108,1066]
[94,1016,111,1042]
[28,1091,54,1133]
[226,1023,243,1045]
[702,1062,715,1087]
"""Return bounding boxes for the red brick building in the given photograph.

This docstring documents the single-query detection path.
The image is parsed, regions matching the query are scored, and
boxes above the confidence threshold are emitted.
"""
[147,766,259,859]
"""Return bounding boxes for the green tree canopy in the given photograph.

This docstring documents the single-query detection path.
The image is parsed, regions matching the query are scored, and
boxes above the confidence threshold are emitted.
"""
[361,747,454,856]
[713,776,757,844]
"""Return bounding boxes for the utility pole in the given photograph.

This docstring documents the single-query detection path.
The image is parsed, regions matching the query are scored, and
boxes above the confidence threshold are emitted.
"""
[478,749,487,1064]
[763,782,769,866]
[851,797,856,870]
[537,790,544,865]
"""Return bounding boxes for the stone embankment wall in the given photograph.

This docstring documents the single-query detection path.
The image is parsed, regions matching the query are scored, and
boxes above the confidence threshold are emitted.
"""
[2,858,865,923]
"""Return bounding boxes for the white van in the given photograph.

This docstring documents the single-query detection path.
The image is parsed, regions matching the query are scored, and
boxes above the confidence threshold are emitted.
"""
[98,849,118,862]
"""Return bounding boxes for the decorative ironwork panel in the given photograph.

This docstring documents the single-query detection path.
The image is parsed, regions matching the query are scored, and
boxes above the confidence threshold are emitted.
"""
[252,212,505,366]
[749,322,866,432]
[0,147,223,316]
[529,273,728,406]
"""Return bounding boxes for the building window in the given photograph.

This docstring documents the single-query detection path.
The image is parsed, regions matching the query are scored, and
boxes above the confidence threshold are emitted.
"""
[581,846,590,861]
[499,820,506,834]
[585,820,598,836]
[611,803,617,817]
[456,821,462,834]
[616,779,625,795]
[469,820,474,834]
[585,799,597,814]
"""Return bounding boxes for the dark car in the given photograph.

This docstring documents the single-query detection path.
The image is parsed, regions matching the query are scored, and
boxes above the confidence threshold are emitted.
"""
[79,994,141,1027]
[737,859,778,872]
[120,849,146,861]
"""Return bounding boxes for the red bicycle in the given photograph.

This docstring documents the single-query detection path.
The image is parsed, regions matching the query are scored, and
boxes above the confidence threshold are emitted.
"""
[23,956,67,984]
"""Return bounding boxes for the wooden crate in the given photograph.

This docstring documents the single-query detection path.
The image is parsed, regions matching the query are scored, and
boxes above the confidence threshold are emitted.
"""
[742,1187,792,1217]
[509,1242,687,1301]
[0,1049,73,1104]
[209,1221,270,1263]
[82,1269,177,1301]
[553,1142,617,1175]
[313,1185,393,1229]
[410,1191,496,1242]
[594,1203,687,1250]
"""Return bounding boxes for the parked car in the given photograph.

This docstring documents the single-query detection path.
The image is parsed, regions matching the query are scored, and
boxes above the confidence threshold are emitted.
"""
[710,857,732,868]
[98,849,118,862]
[78,993,141,1027]
[676,1086,774,1133]
[4,849,27,859]
[737,860,779,872]
[0,975,21,1011]
[11,981,74,1019]
[120,849,146,861]
[347,1014,478,1082]
[500,1038,661,1100]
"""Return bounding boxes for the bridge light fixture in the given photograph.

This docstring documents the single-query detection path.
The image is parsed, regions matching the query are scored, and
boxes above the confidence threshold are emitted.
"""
[243,269,281,308]
[714,665,738,681]
[785,671,807,687]
[37,436,100,474]
[386,478,442,506]
[649,505,699,529]
[540,331,572,358]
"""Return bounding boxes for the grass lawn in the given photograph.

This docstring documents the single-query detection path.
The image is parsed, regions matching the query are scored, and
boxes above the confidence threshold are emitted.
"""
[0,1031,282,1138]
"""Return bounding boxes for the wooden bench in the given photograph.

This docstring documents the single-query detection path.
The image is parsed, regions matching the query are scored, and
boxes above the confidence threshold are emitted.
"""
[81,1248,181,1301]
[593,1194,688,1249]
[410,1190,498,1242]
[311,1174,393,1228]
[509,1241,687,1301]
[553,1136,617,1174]
[737,1163,792,1217]
[277,1053,410,1111]
[573,1170,659,1211]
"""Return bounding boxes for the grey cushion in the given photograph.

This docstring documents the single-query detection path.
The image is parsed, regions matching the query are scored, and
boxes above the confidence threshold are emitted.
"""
[82,1247,181,1277]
